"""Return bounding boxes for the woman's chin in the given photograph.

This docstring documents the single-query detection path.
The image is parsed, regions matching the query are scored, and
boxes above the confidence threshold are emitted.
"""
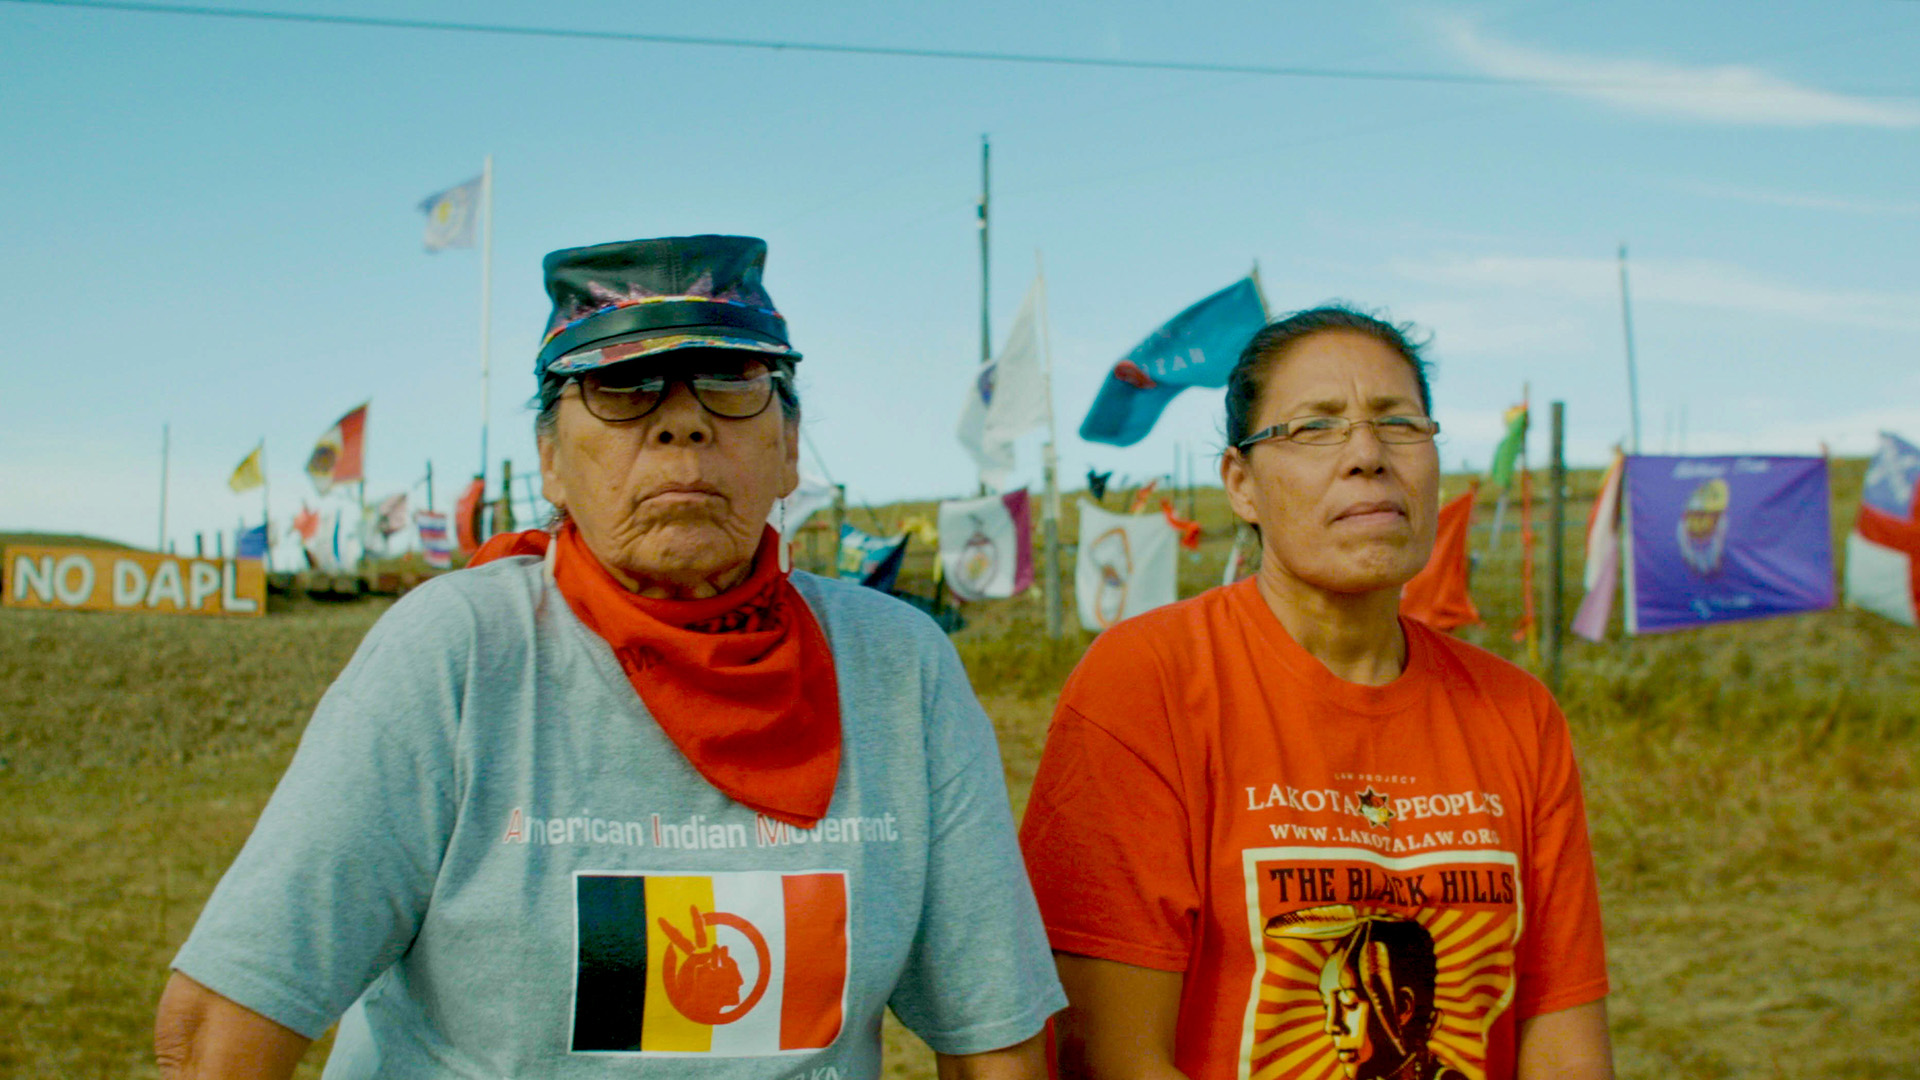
[605,524,758,590]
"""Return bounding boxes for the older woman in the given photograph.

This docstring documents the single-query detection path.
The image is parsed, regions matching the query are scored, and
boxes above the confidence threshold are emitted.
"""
[157,235,1064,1078]
[1019,308,1612,1080]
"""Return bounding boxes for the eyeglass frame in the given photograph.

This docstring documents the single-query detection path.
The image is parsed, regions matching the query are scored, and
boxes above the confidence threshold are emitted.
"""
[565,364,790,424]
[1236,414,1441,450]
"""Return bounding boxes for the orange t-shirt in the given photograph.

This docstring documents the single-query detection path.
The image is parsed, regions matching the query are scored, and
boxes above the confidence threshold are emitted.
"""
[1020,579,1608,1080]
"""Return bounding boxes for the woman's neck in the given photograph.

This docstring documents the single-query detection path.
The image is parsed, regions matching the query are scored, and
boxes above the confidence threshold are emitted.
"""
[1253,564,1407,687]
[607,559,754,600]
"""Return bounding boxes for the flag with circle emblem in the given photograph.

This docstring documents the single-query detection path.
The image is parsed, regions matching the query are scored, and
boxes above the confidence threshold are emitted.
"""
[571,871,848,1056]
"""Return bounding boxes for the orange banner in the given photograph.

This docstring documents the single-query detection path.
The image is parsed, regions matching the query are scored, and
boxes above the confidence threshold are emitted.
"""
[3,546,266,616]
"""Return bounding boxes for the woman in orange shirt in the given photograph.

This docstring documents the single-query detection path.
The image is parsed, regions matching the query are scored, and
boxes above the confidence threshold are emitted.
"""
[1021,307,1613,1080]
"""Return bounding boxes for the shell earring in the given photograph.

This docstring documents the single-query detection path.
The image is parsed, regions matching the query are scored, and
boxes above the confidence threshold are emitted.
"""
[777,500,791,573]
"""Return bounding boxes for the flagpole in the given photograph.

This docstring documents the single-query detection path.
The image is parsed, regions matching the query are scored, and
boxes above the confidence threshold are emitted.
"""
[976,136,991,497]
[1617,243,1642,454]
[479,154,495,496]
[1037,251,1063,640]
[158,421,169,552]
[260,439,272,572]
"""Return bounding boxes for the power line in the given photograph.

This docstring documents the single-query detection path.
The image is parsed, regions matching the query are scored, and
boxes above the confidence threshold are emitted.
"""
[11,0,1903,96]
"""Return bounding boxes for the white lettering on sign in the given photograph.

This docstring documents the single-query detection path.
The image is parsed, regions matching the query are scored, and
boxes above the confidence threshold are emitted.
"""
[12,555,55,602]
[52,554,94,606]
[146,561,185,608]
[112,560,147,605]
[187,562,221,609]
[221,561,258,613]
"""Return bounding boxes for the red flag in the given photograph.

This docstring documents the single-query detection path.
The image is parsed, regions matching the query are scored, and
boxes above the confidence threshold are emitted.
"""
[454,477,486,555]
[1401,485,1481,632]
[291,504,321,541]
[305,402,368,495]
[1159,499,1202,551]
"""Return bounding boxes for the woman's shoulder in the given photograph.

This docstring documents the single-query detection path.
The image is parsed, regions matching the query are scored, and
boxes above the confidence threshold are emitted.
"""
[1406,619,1557,711]
[365,557,550,651]
[787,571,949,646]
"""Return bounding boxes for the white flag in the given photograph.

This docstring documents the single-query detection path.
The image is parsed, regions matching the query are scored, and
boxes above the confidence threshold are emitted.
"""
[938,490,1034,601]
[957,276,1048,488]
[1076,499,1178,631]
[419,174,482,252]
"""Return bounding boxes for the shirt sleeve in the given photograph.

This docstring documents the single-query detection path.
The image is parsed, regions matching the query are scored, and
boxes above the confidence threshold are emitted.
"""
[887,632,1068,1055]
[1019,633,1198,973]
[169,591,470,1039]
[1512,693,1611,1019]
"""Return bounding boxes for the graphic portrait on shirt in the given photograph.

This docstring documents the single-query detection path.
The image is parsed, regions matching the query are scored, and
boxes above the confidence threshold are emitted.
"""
[570,870,849,1056]
[1242,850,1519,1080]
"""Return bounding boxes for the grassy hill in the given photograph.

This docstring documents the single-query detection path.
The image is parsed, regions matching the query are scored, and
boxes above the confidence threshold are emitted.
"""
[1,457,1914,1078]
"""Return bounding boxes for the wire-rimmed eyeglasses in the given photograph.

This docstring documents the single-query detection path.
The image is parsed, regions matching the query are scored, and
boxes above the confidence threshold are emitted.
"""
[1237,414,1441,450]
[572,361,787,423]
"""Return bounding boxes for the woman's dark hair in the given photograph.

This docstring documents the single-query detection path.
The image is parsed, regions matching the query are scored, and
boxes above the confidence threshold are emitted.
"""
[1224,305,1432,451]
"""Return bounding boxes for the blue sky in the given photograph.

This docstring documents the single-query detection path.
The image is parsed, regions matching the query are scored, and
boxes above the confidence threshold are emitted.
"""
[4,0,1917,552]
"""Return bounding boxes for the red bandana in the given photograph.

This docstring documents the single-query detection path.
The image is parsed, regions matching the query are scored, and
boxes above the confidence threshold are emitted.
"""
[470,522,841,827]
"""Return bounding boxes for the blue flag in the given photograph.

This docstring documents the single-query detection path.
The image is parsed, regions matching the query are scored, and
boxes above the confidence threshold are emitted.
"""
[235,523,269,560]
[1078,276,1267,446]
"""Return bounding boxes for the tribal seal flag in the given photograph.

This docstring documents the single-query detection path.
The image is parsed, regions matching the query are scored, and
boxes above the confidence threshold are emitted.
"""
[571,871,848,1056]
[936,490,1033,601]
[1675,477,1730,575]
[1243,852,1520,1080]
[1074,500,1178,631]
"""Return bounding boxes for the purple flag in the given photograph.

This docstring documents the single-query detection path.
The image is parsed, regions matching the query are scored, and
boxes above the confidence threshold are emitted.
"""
[1624,455,1834,634]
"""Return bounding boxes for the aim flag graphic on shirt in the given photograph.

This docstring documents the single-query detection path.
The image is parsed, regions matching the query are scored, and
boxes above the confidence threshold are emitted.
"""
[1078,276,1267,447]
[1844,431,1920,626]
[937,490,1034,601]
[1075,500,1178,631]
[956,275,1050,488]
[1623,455,1835,634]
[304,403,368,496]
[571,871,848,1056]
[419,174,482,252]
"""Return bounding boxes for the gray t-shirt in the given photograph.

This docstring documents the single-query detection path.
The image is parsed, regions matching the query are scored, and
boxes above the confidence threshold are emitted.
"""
[173,560,1064,1078]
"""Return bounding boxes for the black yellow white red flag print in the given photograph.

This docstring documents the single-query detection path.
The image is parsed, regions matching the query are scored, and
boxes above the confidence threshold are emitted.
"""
[571,871,848,1056]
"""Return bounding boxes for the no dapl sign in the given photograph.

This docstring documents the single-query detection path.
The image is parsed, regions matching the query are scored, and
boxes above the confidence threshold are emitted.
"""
[4,545,266,617]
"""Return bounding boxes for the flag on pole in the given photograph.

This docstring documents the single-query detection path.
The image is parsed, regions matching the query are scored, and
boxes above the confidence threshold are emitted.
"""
[1571,451,1625,642]
[305,402,368,495]
[1401,485,1481,632]
[419,175,482,252]
[1844,431,1920,626]
[957,276,1049,487]
[374,493,410,538]
[836,525,909,592]
[1624,455,1834,634]
[1078,276,1267,447]
[1075,500,1178,630]
[568,870,848,1055]
[454,477,486,555]
[414,510,454,569]
[1487,404,1529,490]
[234,523,269,560]
[228,443,265,493]
[937,490,1033,601]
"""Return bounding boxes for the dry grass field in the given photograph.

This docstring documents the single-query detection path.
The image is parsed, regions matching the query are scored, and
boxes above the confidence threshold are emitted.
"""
[3,462,1917,1078]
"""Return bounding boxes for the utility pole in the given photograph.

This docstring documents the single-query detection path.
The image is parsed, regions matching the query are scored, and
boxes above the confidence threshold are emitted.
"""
[979,136,991,370]
[1617,244,1642,454]
[1547,402,1566,696]
[157,422,170,552]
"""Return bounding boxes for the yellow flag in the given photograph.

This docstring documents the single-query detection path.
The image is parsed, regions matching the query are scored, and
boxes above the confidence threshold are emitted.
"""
[228,444,264,493]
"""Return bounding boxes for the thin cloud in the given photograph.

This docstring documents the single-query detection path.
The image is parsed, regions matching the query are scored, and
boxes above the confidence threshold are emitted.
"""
[1444,24,1920,129]
[1673,180,1920,218]
[1391,254,1920,333]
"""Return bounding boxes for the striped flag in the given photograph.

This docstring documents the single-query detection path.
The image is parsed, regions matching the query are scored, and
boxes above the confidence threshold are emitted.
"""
[572,871,848,1056]
[413,511,453,569]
